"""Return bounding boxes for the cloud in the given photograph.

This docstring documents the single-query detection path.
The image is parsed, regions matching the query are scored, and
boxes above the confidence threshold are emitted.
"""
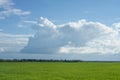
[21,17,120,54]
[112,22,120,32]
[22,17,57,30]
[0,0,30,19]
[0,0,13,8]
[0,32,32,53]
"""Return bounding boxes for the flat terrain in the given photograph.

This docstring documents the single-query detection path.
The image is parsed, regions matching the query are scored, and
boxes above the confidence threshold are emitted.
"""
[0,62,120,80]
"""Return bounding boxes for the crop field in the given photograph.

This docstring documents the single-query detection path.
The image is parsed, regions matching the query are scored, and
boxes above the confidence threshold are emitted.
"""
[0,62,120,80]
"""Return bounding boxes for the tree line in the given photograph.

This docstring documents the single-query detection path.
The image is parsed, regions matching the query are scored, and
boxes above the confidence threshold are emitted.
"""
[0,59,83,62]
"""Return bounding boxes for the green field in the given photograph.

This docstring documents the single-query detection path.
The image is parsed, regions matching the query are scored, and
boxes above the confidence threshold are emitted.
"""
[0,62,120,80]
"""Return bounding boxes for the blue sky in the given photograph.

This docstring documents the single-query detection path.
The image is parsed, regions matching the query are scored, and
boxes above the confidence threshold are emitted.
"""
[1,0,120,33]
[1,0,120,60]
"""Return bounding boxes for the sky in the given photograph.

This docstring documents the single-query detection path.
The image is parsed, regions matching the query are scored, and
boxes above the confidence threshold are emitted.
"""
[1,0,120,61]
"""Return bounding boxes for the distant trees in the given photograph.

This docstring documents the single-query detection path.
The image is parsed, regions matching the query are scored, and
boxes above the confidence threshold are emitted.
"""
[0,59,83,62]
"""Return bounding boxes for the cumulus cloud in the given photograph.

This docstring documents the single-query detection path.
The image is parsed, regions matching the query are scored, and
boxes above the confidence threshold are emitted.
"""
[0,32,32,53]
[21,17,120,54]
[112,22,120,32]
[0,0,30,19]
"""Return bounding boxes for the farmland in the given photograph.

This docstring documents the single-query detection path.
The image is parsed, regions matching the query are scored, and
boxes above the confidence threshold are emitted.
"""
[0,62,120,80]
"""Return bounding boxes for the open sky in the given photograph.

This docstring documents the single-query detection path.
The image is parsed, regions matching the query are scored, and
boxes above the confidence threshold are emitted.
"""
[1,0,120,61]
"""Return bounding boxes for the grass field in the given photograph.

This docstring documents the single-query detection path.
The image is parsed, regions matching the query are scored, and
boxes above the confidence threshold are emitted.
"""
[0,62,120,80]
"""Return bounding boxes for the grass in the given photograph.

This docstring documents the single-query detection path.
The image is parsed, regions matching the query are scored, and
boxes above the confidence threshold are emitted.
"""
[0,62,120,80]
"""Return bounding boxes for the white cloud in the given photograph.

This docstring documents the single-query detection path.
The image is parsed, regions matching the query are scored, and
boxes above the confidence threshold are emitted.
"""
[23,17,57,30]
[21,17,120,54]
[39,17,57,29]
[0,0,30,19]
[0,0,13,8]
[0,32,32,53]
[112,22,120,32]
